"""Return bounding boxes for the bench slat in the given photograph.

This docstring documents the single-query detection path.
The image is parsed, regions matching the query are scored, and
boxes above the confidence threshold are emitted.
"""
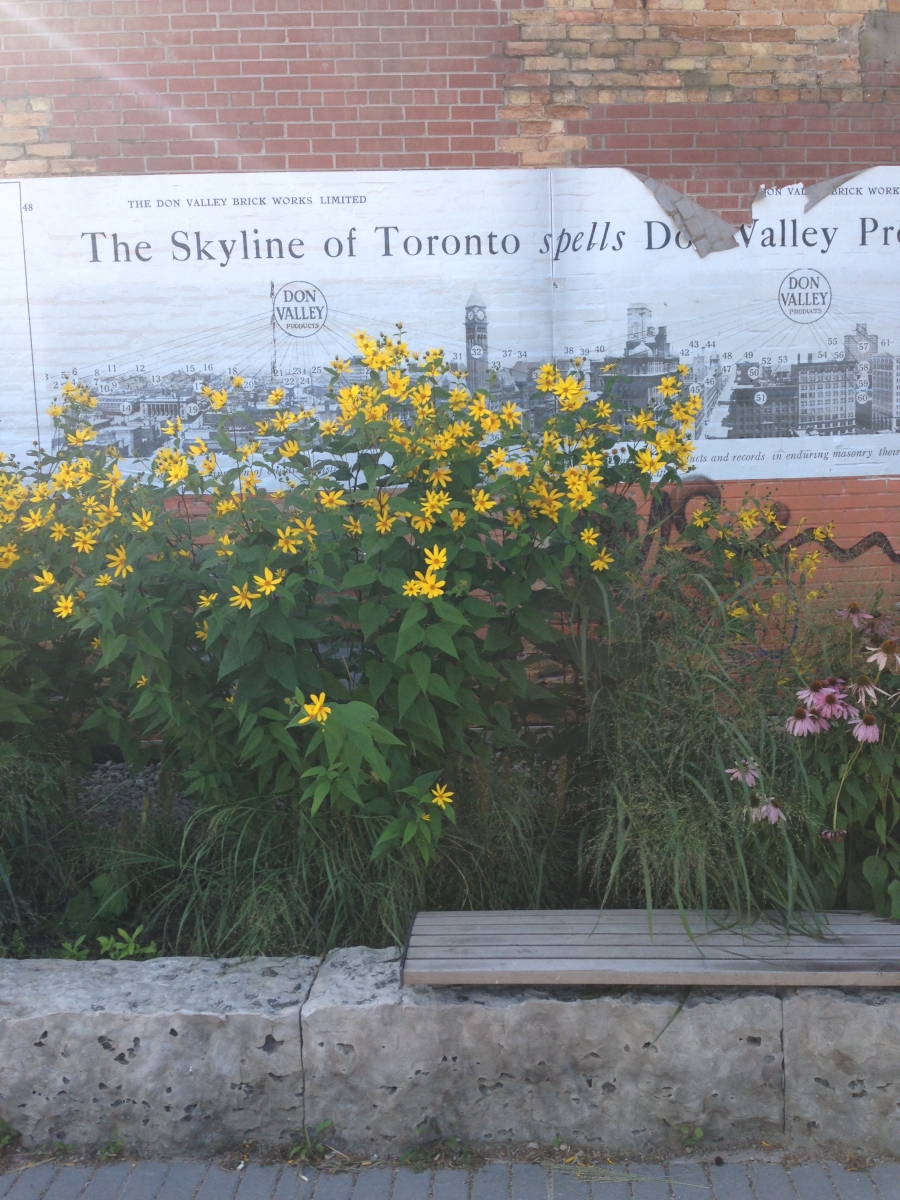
[401,908,900,987]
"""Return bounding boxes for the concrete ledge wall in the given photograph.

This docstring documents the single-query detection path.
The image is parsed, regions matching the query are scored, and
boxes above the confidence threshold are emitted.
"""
[2,947,899,1156]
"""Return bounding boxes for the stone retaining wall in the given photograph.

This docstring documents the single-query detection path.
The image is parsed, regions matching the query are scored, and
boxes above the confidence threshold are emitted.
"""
[2,947,899,1156]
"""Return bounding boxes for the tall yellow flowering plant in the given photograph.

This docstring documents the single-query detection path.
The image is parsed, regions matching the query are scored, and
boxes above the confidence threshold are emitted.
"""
[4,335,701,859]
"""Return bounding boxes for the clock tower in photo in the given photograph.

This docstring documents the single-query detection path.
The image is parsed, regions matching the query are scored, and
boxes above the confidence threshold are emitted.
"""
[465,288,488,394]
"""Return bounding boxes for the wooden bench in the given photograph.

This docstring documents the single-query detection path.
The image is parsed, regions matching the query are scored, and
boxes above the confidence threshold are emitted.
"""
[400,908,900,987]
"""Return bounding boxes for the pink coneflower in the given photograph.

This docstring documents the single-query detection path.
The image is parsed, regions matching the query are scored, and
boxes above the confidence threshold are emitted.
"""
[849,712,880,743]
[786,704,828,736]
[749,798,786,824]
[866,639,900,673]
[816,689,857,721]
[849,674,881,705]
[726,760,760,786]
[820,828,847,843]
[837,602,874,629]
[796,680,826,706]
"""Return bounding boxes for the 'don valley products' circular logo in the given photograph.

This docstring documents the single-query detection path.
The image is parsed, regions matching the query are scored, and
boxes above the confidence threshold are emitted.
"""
[273,282,328,338]
[778,269,831,324]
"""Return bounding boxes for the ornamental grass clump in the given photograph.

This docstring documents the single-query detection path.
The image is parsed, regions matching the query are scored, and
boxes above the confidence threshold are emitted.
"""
[3,332,704,863]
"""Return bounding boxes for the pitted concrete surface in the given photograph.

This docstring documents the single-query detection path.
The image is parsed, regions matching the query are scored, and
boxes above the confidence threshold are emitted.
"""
[0,958,319,1152]
[3,951,900,1155]
[1,1161,898,1200]
[303,949,784,1154]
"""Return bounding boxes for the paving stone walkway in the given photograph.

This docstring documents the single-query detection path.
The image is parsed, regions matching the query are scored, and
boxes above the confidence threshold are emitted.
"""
[0,1161,898,1200]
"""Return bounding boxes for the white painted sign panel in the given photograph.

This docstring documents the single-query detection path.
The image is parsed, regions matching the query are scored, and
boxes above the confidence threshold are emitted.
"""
[3,166,900,480]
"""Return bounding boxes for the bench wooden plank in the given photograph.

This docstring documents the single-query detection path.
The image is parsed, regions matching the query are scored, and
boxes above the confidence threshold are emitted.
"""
[401,909,900,987]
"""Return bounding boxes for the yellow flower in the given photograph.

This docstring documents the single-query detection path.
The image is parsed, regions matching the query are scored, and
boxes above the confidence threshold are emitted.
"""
[197,591,218,609]
[657,375,679,398]
[591,548,614,572]
[423,544,447,571]
[49,522,68,542]
[252,567,280,597]
[678,363,691,376]
[279,439,300,458]
[65,426,98,446]
[431,783,454,809]
[53,594,75,619]
[629,410,657,434]
[161,417,183,437]
[188,437,208,457]
[216,533,235,557]
[421,812,431,822]
[535,363,558,391]
[216,498,238,516]
[131,508,154,532]
[320,420,338,437]
[505,508,525,529]
[32,569,56,592]
[230,582,259,610]
[411,515,435,533]
[375,513,396,535]
[428,467,452,486]
[471,488,496,514]
[294,517,318,542]
[20,506,50,532]
[506,460,530,479]
[318,489,348,510]
[408,569,445,599]
[199,455,218,476]
[450,510,466,530]
[135,675,148,688]
[72,528,98,554]
[403,579,423,597]
[634,448,661,475]
[501,402,522,428]
[231,376,244,387]
[330,357,351,374]
[106,545,133,579]
[94,573,113,587]
[580,528,599,546]
[195,620,209,642]
[383,369,410,399]
[276,527,299,554]
[297,692,331,725]
[267,387,285,407]
[343,516,363,537]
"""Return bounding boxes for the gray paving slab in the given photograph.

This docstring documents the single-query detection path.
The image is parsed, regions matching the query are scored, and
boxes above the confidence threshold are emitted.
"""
[234,1167,282,1200]
[746,1165,794,1200]
[510,1165,547,1200]
[80,1167,132,1200]
[272,1169,315,1200]
[629,1163,670,1200]
[154,1164,207,1200]
[313,1177,354,1200]
[870,1163,900,1200]
[668,1163,710,1200]
[391,1171,430,1200]
[194,1168,239,1200]
[548,1170,589,1200]
[789,1164,838,1200]
[432,1170,467,1200]
[0,1176,20,1200]
[6,1165,61,1200]
[825,1166,879,1200]
[350,1170,393,1200]
[42,1169,93,1200]
[117,1164,170,1200]
[586,1172,629,1200]
[472,1166,509,1200]
[706,1165,754,1200]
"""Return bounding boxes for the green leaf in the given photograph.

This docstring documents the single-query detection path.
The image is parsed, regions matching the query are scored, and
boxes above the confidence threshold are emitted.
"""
[398,673,420,718]
[863,855,889,893]
[395,621,426,659]
[341,563,379,589]
[427,673,460,705]
[409,651,431,693]
[359,603,389,641]
[366,658,393,703]
[424,623,460,658]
